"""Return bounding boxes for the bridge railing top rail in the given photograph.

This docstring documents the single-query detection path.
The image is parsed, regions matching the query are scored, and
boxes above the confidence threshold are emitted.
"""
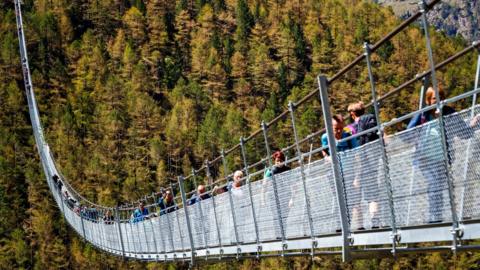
[17,0,480,212]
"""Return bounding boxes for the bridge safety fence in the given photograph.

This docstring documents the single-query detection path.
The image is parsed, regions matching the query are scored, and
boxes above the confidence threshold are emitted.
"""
[14,0,480,263]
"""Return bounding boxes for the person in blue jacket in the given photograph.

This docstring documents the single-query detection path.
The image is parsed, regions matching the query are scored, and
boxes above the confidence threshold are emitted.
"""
[321,114,360,229]
[131,202,149,223]
[321,114,359,156]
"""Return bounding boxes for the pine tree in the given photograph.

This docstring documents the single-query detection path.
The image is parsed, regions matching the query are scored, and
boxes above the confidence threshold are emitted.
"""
[109,29,126,66]
[249,22,277,98]
[190,4,216,82]
[174,10,193,74]
[146,0,170,56]
[235,0,254,53]
[196,105,225,158]
[123,7,146,47]
[274,17,304,89]
[311,27,336,76]
[165,98,197,157]
[85,0,122,38]
[204,47,229,100]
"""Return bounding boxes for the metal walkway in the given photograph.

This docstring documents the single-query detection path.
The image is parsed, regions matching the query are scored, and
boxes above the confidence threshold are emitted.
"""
[14,0,480,264]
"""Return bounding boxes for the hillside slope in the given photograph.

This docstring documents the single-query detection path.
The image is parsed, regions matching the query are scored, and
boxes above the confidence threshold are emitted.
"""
[0,0,479,269]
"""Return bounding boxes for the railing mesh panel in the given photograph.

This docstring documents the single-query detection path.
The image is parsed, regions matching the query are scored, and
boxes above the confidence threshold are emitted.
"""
[444,106,480,221]
[231,186,257,243]
[200,199,220,247]
[304,159,341,235]
[385,119,452,226]
[251,179,282,241]
[339,142,391,230]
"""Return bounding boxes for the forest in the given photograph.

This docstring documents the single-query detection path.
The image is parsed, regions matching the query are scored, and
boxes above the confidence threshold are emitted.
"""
[0,0,479,269]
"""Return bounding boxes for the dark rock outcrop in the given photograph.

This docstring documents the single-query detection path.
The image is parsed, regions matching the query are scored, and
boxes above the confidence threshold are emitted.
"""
[378,0,479,43]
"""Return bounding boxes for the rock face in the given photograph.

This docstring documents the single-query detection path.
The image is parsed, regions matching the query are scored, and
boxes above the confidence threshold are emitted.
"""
[378,0,479,43]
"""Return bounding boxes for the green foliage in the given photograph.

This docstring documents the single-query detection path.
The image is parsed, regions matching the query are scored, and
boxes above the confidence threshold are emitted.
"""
[235,0,254,52]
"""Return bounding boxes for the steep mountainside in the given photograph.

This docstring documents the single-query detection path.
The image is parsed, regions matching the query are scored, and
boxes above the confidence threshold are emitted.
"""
[378,0,480,42]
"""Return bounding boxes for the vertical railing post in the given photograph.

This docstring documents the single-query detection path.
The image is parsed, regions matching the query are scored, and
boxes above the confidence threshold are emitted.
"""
[56,182,66,215]
[261,121,287,254]
[459,52,480,220]
[364,42,400,255]
[221,150,242,258]
[287,102,316,256]
[128,211,138,257]
[170,183,186,256]
[239,137,262,256]
[146,208,159,260]
[164,195,176,257]
[472,50,480,109]
[178,176,196,266]
[115,207,126,258]
[79,205,87,242]
[122,211,132,257]
[317,75,351,262]
[99,209,107,250]
[94,208,102,249]
[191,169,209,258]
[205,160,223,257]
[153,193,166,258]
[420,0,460,251]
[419,76,430,110]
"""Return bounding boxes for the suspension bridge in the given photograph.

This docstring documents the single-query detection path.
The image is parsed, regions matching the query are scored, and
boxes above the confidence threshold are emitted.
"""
[13,0,480,265]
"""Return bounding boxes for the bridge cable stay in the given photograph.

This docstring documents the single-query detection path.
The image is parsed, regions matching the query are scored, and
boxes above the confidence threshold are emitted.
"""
[419,0,460,252]
[204,159,225,259]
[318,76,352,261]
[261,121,288,255]
[13,0,480,263]
[239,136,262,257]
[288,101,317,258]
[363,41,399,256]
[220,150,242,259]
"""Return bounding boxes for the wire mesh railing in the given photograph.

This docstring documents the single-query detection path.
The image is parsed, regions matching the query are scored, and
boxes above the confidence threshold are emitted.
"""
[14,0,480,264]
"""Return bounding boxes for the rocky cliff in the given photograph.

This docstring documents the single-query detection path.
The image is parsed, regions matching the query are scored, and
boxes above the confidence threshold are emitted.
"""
[377,0,479,43]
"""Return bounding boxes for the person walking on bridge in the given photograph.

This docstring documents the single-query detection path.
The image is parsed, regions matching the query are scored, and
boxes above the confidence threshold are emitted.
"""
[321,114,361,229]
[188,185,211,206]
[131,202,149,223]
[158,190,177,216]
[408,86,480,223]
[347,102,383,229]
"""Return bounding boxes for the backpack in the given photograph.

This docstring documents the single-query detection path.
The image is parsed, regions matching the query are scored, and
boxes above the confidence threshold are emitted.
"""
[356,114,379,145]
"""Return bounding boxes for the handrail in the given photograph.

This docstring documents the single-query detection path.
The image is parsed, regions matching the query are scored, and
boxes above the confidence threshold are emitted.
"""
[16,0,480,262]
[377,41,480,103]
[16,0,476,209]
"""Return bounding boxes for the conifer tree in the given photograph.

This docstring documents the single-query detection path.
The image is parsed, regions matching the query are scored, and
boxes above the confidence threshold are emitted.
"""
[235,0,254,53]
[85,0,122,38]
[190,4,215,82]
[146,0,170,57]
[249,22,277,98]
[174,10,193,74]
[196,105,225,158]
[123,7,146,47]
